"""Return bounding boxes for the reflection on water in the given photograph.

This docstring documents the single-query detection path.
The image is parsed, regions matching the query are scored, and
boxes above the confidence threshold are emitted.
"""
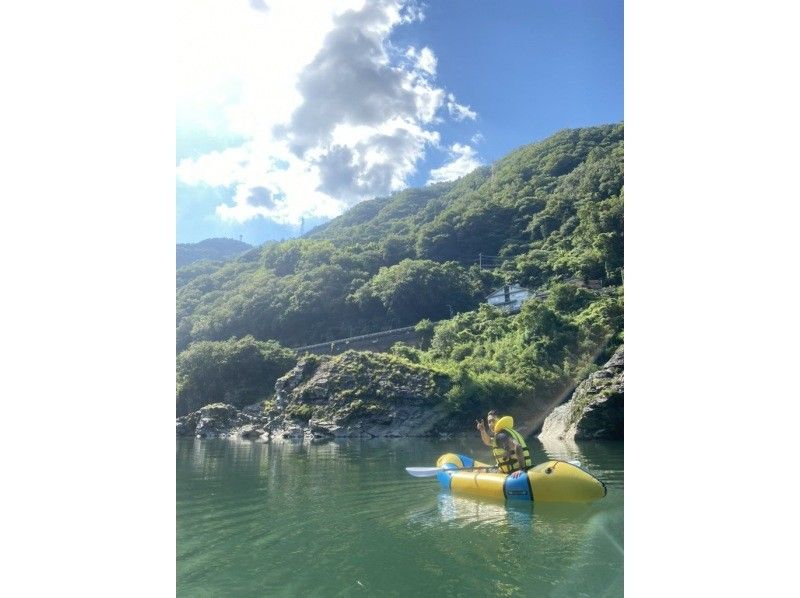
[539,434,585,461]
[178,435,623,597]
[437,492,513,524]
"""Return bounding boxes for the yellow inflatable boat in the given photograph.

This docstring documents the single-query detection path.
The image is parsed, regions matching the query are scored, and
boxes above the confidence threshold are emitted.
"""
[433,453,606,503]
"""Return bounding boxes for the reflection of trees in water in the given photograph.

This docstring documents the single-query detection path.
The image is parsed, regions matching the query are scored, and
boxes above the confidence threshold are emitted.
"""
[180,438,267,481]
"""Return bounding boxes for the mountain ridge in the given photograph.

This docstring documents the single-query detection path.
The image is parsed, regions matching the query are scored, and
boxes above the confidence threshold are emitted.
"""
[176,237,253,268]
[177,123,623,351]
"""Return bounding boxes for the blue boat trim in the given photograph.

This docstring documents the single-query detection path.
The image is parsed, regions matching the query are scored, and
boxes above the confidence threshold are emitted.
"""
[503,470,533,501]
[437,463,457,490]
[457,454,475,468]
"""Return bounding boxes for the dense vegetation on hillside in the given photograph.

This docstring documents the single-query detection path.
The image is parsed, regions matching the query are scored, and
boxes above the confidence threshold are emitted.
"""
[176,336,296,416]
[176,237,253,268]
[175,124,624,418]
[391,284,623,421]
[177,125,622,346]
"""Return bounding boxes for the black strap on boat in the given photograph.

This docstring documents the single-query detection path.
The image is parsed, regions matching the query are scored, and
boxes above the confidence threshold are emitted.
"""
[526,471,534,502]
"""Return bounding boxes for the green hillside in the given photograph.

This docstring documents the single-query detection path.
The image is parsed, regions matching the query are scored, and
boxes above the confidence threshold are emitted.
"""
[176,124,623,416]
[176,237,253,269]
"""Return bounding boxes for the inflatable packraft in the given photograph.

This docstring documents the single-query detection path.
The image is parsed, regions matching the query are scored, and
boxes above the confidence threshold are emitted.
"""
[435,453,606,503]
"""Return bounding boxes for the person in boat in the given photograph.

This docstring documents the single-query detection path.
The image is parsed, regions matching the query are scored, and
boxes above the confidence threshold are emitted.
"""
[477,411,532,478]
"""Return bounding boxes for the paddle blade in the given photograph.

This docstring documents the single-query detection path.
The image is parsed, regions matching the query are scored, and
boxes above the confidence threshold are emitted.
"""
[405,467,442,478]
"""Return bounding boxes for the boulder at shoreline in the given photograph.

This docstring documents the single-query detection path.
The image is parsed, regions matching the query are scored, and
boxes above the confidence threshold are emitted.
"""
[538,345,624,442]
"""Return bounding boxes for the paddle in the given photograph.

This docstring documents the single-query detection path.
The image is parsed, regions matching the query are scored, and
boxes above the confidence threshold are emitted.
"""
[405,466,493,477]
[405,460,582,478]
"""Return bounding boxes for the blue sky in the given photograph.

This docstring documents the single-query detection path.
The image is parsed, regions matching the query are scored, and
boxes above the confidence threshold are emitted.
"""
[398,0,623,182]
[177,0,623,245]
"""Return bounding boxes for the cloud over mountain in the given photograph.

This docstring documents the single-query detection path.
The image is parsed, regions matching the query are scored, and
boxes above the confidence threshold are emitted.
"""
[427,143,483,184]
[177,0,481,225]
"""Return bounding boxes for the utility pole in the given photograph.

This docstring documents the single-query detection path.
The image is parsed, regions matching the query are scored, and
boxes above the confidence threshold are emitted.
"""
[479,252,482,269]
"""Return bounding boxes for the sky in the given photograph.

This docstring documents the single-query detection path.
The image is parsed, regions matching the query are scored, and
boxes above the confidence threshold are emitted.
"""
[176,0,623,245]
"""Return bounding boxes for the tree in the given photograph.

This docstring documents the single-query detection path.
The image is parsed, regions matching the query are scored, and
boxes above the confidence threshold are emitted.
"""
[351,259,480,326]
[176,336,296,416]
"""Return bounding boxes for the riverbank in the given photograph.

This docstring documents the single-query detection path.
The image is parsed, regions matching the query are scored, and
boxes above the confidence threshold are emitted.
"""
[177,345,624,441]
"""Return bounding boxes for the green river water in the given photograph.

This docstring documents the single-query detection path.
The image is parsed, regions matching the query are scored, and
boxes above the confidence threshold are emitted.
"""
[177,436,623,597]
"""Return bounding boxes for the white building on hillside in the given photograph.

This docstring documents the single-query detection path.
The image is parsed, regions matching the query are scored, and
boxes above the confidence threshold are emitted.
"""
[486,283,531,313]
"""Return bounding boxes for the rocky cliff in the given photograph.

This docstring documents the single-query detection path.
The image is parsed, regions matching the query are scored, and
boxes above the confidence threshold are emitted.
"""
[177,351,457,440]
[176,402,274,440]
[538,345,624,442]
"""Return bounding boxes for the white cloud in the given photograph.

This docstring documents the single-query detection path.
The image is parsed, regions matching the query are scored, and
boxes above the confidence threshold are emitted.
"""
[177,0,478,225]
[405,46,437,76]
[177,137,346,225]
[177,0,358,138]
[446,93,477,121]
[426,143,483,184]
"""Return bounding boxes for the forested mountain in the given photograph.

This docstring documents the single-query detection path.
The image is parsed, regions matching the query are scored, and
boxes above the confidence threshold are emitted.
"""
[176,237,253,268]
[176,123,623,417]
[177,124,622,350]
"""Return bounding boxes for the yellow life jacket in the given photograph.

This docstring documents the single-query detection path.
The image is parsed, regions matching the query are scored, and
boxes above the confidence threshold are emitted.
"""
[491,426,532,473]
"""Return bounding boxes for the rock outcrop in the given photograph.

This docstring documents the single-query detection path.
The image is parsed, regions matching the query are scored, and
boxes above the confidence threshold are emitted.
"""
[269,351,454,439]
[176,402,278,440]
[176,351,458,440]
[177,345,625,443]
[538,345,624,442]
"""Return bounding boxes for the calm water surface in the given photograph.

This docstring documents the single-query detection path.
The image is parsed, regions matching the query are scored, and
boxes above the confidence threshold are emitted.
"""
[177,436,623,597]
